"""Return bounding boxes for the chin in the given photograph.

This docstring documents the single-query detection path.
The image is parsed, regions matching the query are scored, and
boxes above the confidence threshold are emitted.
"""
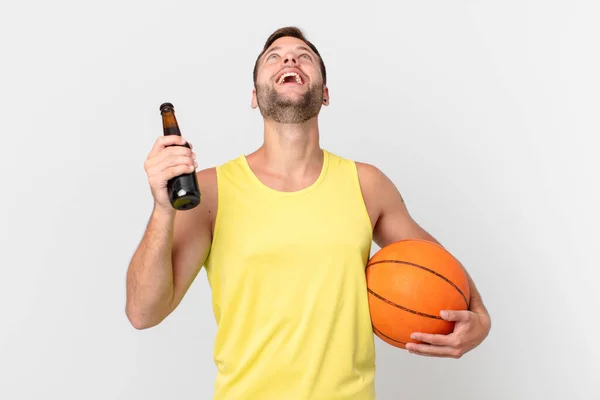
[275,94,305,105]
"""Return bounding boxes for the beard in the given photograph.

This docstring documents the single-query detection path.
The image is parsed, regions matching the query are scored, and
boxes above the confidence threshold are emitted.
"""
[255,82,323,124]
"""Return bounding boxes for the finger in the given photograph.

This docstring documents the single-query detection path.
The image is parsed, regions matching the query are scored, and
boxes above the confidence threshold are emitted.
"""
[410,332,453,346]
[407,349,456,358]
[148,135,188,158]
[161,154,197,171]
[156,146,195,163]
[145,155,197,180]
[153,163,197,183]
[146,146,194,169]
[165,163,197,179]
[148,155,196,174]
[405,343,461,358]
[441,310,471,322]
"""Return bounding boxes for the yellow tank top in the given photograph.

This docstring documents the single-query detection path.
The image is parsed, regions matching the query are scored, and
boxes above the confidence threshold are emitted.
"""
[204,149,376,400]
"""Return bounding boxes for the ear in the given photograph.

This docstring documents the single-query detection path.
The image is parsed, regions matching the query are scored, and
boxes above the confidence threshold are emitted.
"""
[322,86,330,106]
[251,88,258,109]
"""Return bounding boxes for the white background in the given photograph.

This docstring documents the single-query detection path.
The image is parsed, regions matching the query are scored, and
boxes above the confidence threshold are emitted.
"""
[1,0,599,399]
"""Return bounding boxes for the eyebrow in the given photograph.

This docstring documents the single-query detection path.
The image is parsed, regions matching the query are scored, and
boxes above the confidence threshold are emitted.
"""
[263,45,315,60]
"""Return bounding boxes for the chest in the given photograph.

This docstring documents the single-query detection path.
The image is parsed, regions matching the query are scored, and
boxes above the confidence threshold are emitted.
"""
[236,196,368,250]
[207,194,373,299]
[208,187,380,238]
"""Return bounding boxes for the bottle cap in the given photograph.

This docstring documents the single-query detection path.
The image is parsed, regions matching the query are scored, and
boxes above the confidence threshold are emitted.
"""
[160,102,174,113]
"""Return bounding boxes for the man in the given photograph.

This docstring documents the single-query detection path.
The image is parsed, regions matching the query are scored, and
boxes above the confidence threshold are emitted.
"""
[126,27,491,399]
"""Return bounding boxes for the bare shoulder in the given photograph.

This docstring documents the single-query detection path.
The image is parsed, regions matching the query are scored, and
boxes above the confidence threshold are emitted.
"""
[195,167,217,203]
[355,161,389,185]
[193,167,218,228]
[195,166,217,188]
[171,166,218,239]
[355,161,398,200]
[354,161,398,228]
[355,160,421,246]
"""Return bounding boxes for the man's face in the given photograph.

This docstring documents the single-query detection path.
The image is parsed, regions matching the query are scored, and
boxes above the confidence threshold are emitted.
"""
[252,36,329,124]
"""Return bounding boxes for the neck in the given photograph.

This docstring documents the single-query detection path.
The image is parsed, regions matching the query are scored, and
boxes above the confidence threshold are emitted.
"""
[253,116,323,176]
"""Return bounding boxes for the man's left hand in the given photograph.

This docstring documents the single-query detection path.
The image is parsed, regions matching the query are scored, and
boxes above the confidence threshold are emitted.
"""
[405,309,491,358]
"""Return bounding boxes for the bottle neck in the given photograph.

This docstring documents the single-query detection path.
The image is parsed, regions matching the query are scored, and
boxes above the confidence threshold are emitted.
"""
[161,111,181,136]
[163,125,181,136]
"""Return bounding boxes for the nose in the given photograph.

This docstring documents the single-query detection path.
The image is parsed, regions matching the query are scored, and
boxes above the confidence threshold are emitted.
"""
[282,52,298,66]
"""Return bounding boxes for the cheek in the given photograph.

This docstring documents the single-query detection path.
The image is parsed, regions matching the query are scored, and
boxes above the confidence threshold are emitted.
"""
[303,65,321,83]
[258,68,276,84]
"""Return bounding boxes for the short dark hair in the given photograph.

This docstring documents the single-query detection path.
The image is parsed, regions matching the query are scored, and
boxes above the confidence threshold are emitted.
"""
[253,26,327,87]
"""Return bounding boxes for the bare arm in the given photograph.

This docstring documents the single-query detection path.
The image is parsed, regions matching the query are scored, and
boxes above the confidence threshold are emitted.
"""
[125,167,216,329]
[358,162,490,319]
[358,162,490,357]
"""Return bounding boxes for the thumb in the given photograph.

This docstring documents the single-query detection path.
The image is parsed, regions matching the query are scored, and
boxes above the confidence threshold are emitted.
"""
[440,310,470,322]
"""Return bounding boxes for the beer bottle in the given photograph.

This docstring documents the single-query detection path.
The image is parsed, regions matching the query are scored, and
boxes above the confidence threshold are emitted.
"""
[159,102,201,210]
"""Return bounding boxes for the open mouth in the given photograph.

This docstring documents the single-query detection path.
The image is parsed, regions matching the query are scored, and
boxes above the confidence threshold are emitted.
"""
[276,71,304,85]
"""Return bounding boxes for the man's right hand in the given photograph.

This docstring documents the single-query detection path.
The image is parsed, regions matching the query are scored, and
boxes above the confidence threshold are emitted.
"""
[143,135,198,213]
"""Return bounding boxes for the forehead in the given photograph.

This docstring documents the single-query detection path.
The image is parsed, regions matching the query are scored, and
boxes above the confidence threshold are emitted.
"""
[262,36,317,58]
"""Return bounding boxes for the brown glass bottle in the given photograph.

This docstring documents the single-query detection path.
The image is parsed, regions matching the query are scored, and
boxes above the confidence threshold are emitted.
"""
[159,102,201,210]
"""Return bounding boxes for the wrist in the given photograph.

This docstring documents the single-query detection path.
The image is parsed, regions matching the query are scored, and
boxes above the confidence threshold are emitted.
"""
[468,294,487,315]
[152,204,177,221]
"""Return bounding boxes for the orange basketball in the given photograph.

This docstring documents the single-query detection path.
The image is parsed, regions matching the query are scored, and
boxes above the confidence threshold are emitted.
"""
[366,239,470,349]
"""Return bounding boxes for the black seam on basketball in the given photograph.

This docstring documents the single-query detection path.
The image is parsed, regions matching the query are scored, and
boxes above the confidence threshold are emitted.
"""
[372,326,407,345]
[367,259,469,307]
[368,288,443,319]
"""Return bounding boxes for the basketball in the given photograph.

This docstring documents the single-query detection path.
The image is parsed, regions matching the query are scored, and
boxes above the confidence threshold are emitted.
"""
[365,239,470,349]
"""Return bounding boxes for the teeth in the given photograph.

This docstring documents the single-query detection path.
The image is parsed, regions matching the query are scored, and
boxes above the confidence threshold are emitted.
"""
[277,72,303,84]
